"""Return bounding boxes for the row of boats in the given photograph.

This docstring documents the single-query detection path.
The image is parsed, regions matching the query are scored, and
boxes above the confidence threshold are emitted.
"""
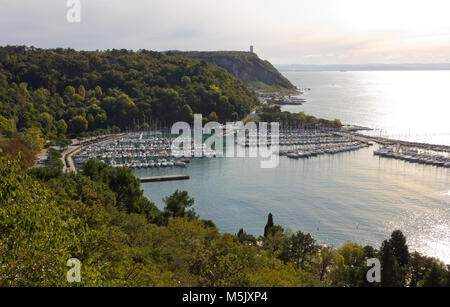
[374,146,450,168]
[277,131,369,159]
[280,141,367,159]
[73,133,229,170]
[74,135,221,167]
[108,159,189,169]
[239,130,364,147]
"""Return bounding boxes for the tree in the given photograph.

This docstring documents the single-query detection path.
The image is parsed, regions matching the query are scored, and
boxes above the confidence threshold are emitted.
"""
[0,115,16,138]
[64,85,76,99]
[423,262,443,287]
[0,156,83,286]
[237,228,257,245]
[39,112,54,132]
[284,231,318,270]
[56,137,71,150]
[264,213,274,237]
[111,126,120,133]
[335,243,367,286]
[56,119,68,135]
[179,104,194,123]
[32,88,51,104]
[0,139,35,169]
[389,230,409,267]
[81,159,160,222]
[408,251,430,287]
[18,127,44,155]
[380,240,403,287]
[86,114,95,129]
[77,85,86,98]
[68,115,88,133]
[94,85,103,98]
[94,113,107,129]
[181,75,191,86]
[313,246,338,282]
[163,190,196,221]
[96,161,141,211]
[208,112,219,122]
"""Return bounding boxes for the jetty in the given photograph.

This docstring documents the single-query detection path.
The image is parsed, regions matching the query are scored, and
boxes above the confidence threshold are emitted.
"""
[355,134,450,153]
[140,175,190,182]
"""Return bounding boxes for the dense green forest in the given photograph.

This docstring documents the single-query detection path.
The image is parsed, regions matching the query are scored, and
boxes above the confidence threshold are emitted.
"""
[1,156,449,286]
[0,46,258,139]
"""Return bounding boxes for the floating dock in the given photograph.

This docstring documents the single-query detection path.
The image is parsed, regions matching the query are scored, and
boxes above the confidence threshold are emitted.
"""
[140,175,190,182]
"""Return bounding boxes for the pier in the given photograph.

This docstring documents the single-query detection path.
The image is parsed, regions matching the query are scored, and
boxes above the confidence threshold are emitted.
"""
[140,175,190,182]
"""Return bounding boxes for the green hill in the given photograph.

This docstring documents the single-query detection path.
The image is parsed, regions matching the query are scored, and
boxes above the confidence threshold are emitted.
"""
[0,46,258,140]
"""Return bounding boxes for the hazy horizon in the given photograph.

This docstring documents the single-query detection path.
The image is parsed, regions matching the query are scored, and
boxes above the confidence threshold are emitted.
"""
[2,0,450,65]
[6,45,450,68]
[276,63,450,71]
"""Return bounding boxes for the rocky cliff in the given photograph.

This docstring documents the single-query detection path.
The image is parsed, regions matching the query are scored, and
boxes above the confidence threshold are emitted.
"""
[170,51,296,91]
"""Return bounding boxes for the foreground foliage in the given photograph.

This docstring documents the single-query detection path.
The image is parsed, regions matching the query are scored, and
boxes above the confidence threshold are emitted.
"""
[1,157,448,287]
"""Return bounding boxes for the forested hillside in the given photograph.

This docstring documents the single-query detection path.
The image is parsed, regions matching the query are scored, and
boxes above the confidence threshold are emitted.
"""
[1,157,448,286]
[0,46,258,140]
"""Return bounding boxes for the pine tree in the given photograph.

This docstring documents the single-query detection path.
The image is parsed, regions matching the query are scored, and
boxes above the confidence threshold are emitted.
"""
[389,230,409,266]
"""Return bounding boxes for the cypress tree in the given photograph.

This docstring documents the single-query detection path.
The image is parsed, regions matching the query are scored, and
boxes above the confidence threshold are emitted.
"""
[264,213,274,237]
[380,240,403,287]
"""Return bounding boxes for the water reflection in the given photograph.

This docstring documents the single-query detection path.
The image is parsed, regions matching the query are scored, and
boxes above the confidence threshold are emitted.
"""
[281,71,450,145]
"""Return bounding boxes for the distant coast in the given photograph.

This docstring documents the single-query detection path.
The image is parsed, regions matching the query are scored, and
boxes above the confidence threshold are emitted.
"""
[276,63,450,72]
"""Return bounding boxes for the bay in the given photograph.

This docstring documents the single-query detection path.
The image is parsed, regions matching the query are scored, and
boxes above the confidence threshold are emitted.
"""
[137,71,450,263]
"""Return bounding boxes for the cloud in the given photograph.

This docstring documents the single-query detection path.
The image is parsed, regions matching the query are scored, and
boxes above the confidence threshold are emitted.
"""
[1,0,449,64]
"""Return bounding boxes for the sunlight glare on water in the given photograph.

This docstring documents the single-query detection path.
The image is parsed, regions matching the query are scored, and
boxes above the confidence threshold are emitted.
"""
[281,71,450,145]
[138,147,450,264]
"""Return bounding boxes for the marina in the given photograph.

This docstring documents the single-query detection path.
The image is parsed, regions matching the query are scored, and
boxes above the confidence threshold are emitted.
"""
[73,132,201,170]
[276,130,370,159]
[374,145,450,168]
[73,128,450,169]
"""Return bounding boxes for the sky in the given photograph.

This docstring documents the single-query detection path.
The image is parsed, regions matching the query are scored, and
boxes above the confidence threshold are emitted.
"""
[1,0,450,64]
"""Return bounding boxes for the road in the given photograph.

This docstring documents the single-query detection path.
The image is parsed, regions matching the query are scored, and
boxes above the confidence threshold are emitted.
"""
[62,134,125,174]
